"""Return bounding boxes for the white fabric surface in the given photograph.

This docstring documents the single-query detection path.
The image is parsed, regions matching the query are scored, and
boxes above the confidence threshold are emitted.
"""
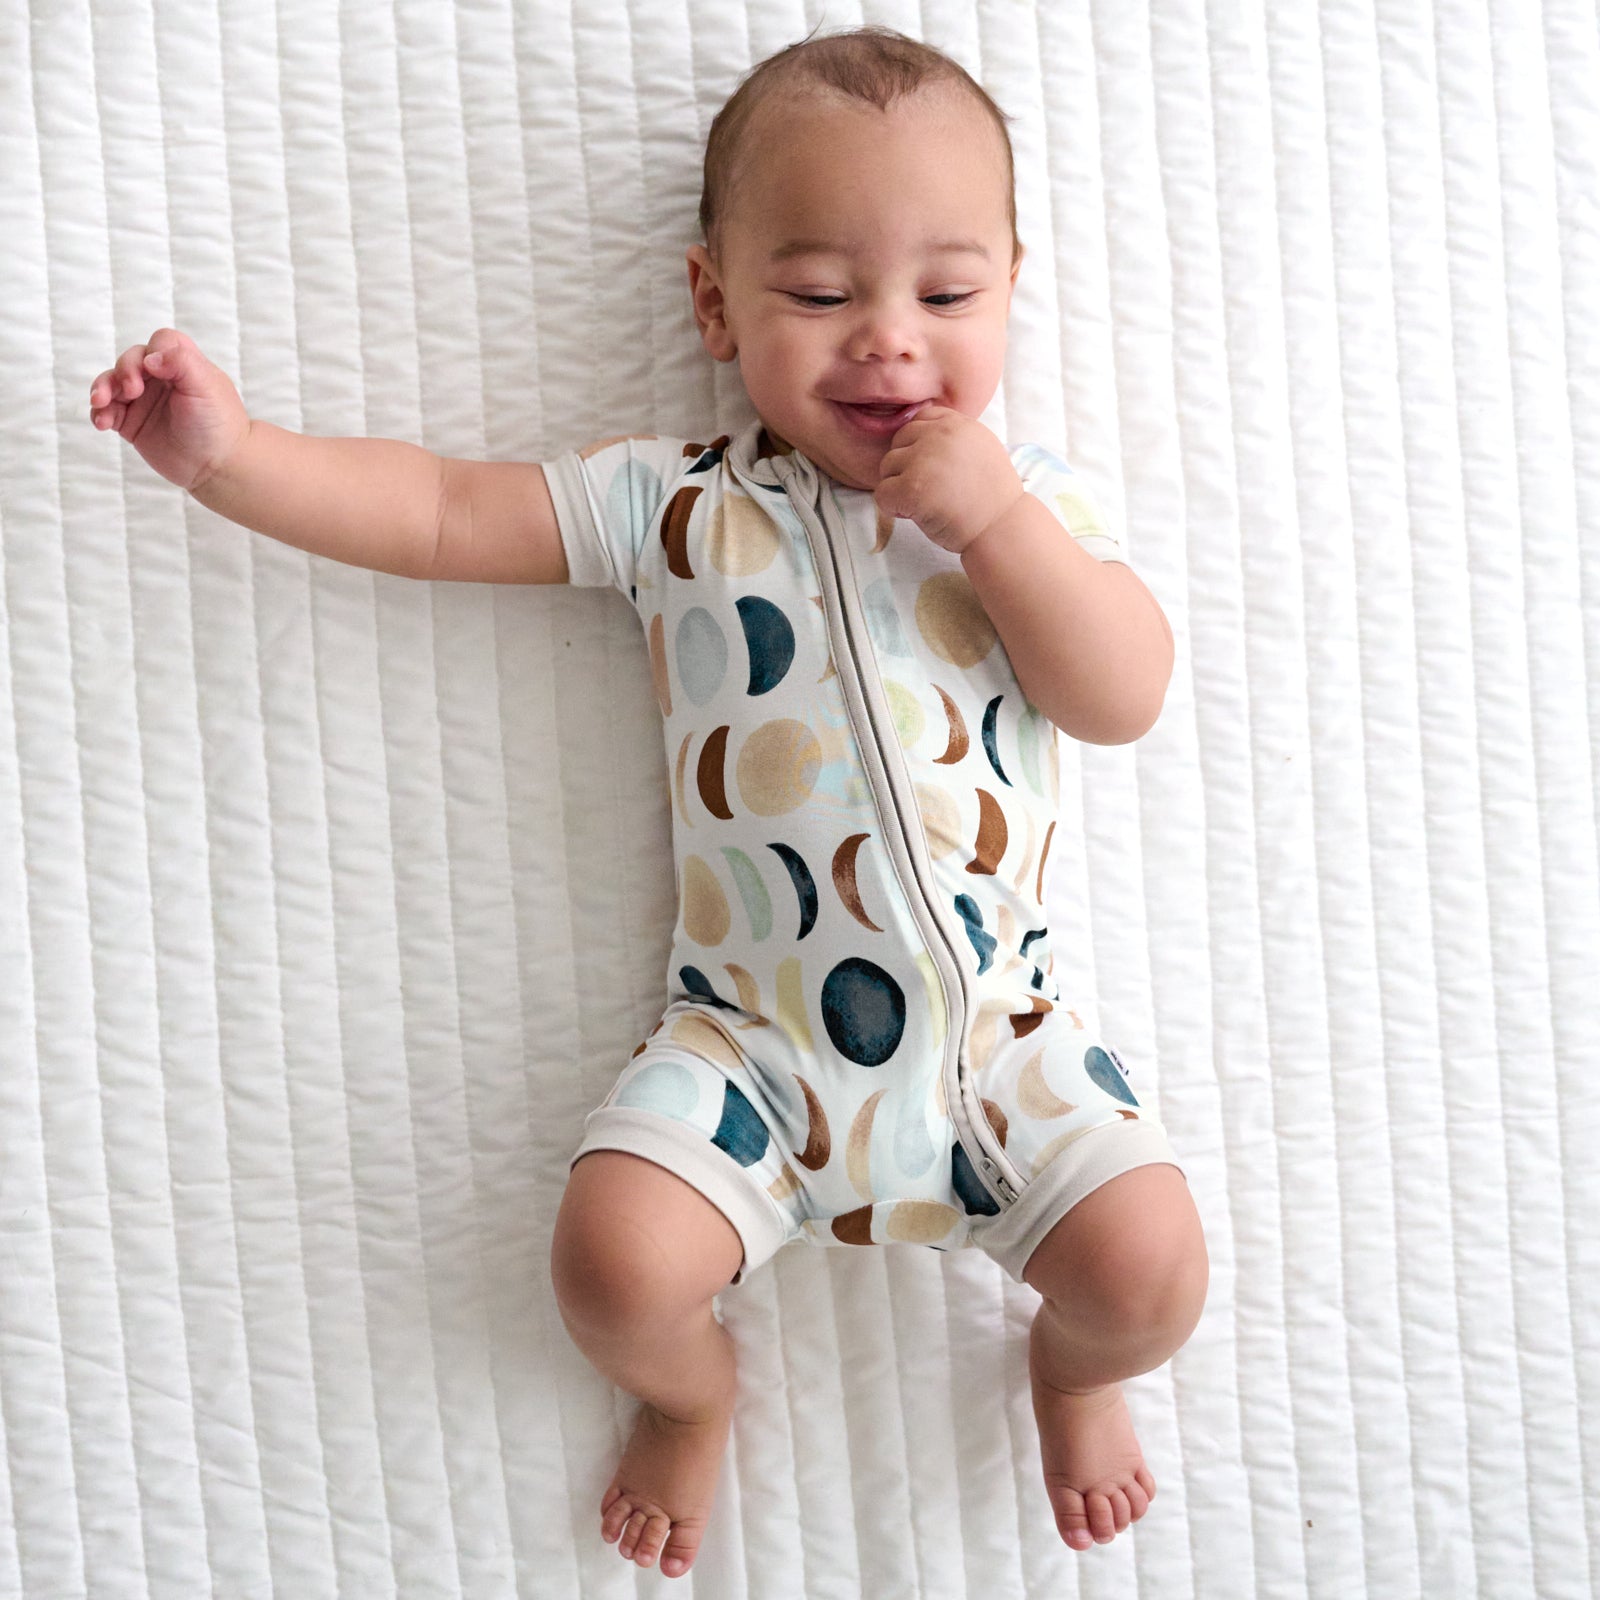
[2,1,1596,1596]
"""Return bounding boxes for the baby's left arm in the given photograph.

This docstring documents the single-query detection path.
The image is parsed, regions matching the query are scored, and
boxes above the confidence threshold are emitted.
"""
[876,408,1173,745]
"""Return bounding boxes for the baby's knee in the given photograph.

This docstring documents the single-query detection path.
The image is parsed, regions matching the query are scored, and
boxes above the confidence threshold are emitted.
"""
[549,1151,741,1337]
[1027,1164,1208,1340]
[551,1197,677,1337]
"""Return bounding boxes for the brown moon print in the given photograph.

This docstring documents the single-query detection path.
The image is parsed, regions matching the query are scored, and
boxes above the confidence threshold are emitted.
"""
[792,1073,831,1170]
[932,684,969,764]
[696,725,734,819]
[661,484,701,579]
[964,789,1007,874]
[832,832,885,932]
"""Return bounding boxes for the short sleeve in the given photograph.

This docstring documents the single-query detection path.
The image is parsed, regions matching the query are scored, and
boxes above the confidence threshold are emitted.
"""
[540,434,698,596]
[1010,443,1129,567]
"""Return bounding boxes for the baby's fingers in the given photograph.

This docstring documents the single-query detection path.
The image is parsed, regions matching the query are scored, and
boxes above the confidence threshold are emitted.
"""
[137,328,203,391]
[89,342,153,411]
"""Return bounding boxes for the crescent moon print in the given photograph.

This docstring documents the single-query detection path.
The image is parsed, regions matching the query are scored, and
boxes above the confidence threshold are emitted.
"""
[847,1089,885,1199]
[696,725,734,819]
[832,832,885,932]
[677,965,739,1011]
[774,957,816,1052]
[965,789,1007,874]
[1010,993,1052,1039]
[1018,1048,1077,1118]
[1019,929,1051,994]
[674,732,693,826]
[954,893,996,974]
[685,436,729,473]
[981,695,1012,784]
[681,855,731,946]
[722,962,768,1022]
[661,484,700,578]
[792,1073,831,1169]
[1035,819,1056,903]
[720,846,773,940]
[648,613,671,717]
[981,1097,1009,1148]
[932,684,969,764]
[736,594,796,695]
[767,842,819,939]
[831,1206,874,1245]
[1011,806,1036,893]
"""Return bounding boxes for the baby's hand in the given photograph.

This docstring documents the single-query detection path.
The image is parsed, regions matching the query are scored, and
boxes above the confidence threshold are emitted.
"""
[88,329,251,492]
[873,405,1026,555]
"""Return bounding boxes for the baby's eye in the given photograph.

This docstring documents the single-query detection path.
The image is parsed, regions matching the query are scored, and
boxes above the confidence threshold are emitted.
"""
[789,294,847,307]
[923,293,976,307]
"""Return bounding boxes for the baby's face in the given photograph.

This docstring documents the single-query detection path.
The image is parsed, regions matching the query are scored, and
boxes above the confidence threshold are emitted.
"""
[687,86,1020,491]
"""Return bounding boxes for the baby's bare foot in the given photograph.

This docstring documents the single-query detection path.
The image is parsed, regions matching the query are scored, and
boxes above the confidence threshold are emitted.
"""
[600,1396,733,1578]
[1030,1373,1156,1552]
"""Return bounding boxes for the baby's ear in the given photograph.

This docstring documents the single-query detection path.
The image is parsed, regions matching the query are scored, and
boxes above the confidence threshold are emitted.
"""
[686,245,738,362]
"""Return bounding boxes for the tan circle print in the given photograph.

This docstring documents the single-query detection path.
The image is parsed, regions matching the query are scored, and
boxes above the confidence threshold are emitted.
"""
[706,490,781,576]
[681,854,731,947]
[915,572,997,668]
[886,1200,961,1243]
[736,718,823,815]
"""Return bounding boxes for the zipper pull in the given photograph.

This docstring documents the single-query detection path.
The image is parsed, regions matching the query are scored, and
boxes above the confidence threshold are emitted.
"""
[980,1156,1019,1205]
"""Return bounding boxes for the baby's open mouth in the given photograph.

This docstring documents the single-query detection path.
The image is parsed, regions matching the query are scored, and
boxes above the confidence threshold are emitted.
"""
[834,399,926,437]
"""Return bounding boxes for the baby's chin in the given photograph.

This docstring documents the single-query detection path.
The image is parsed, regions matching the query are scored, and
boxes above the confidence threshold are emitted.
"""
[788,436,887,493]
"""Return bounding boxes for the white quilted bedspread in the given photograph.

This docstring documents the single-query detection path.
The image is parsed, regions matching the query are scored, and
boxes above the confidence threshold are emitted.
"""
[2,2,1596,1596]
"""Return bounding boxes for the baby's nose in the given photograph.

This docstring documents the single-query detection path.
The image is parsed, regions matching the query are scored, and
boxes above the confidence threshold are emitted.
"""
[846,306,923,362]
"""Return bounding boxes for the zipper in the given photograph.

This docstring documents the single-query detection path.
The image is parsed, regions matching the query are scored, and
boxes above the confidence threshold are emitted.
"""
[771,461,1024,1211]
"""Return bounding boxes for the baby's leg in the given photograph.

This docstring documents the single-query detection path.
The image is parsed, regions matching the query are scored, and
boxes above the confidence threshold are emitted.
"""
[550,1150,746,1580]
[1021,1162,1207,1552]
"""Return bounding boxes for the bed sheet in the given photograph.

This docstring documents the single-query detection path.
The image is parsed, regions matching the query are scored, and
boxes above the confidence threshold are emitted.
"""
[2,1,1596,1595]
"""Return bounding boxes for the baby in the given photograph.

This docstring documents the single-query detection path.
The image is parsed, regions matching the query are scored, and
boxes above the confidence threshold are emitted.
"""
[90,25,1207,1581]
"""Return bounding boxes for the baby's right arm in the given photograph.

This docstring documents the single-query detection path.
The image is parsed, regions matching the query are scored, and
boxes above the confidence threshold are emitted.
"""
[88,329,568,585]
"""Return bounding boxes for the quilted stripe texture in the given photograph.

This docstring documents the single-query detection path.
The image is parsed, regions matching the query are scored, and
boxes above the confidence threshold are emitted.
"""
[2,2,1595,1596]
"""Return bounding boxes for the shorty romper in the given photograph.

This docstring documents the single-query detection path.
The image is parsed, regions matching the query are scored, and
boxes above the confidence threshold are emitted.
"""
[543,418,1179,1283]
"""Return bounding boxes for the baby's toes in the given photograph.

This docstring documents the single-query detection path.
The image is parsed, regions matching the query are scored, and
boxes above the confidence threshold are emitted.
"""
[660,1520,706,1579]
[623,1509,671,1566]
[1124,1476,1151,1524]
[1051,1489,1095,1551]
[599,1487,636,1545]
[1086,1488,1126,1542]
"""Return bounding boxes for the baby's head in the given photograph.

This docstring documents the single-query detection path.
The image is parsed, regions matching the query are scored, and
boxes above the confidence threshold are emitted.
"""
[686,27,1024,491]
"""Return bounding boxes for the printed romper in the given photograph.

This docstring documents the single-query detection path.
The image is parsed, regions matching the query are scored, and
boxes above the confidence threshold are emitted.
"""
[543,419,1179,1283]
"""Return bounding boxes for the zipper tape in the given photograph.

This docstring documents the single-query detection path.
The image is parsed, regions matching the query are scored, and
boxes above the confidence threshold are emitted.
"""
[769,459,1024,1210]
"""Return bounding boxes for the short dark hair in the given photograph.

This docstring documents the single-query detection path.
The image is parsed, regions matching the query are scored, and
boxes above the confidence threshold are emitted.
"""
[698,25,1020,266]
